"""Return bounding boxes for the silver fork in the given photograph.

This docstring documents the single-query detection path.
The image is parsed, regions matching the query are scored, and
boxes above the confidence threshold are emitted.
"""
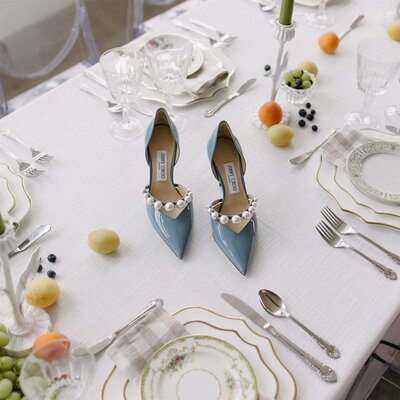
[1,130,54,163]
[0,144,44,177]
[316,221,397,280]
[321,206,400,265]
[189,19,238,42]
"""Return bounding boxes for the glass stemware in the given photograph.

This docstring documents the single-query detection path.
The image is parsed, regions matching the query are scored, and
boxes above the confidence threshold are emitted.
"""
[306,0,335,29]
[145,36,193,133]
[20,338,95,400]
[381,0,400,26]
[344,38,400,130]
[100,48,145,141]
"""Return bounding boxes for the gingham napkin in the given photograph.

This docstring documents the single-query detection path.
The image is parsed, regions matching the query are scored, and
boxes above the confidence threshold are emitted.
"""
[106,304,187,380]
[320,128,376,169]
[184,48,228,96]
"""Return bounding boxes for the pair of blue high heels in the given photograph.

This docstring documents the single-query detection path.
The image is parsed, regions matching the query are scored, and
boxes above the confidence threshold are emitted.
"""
[143,108,257,275]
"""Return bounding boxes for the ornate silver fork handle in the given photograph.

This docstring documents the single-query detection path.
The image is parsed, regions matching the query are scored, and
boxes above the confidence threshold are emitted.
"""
[289,315,340,358]
[350,247,397,280]
[357,233,400,265]
[0,143,23,165]
[1,130,34,152]
[265,324,337,382]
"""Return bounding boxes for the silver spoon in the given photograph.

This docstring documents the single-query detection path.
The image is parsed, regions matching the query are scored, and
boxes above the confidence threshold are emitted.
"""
[259,289,340,359]
[80,84,122,113]
[339,15,364,41]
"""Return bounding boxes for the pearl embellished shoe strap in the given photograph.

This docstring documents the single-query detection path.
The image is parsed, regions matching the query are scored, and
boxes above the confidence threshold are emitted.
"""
[143,185,193,212]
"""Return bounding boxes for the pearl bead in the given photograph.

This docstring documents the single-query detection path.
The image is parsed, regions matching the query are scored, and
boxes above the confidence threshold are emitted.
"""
[252,202,257,207]
[165,202,174,211]
[188,191,192,196]
[147,197,154,205]
[143,192,150,198]
[207,208,212,214]
[211,212,219,220]
[232,215,241,224]
[253,197,258,202]
[220,215,229,224]
[177,199,186,208]
[248,206,255,213]
[184,195,192,203]
[242,211,251,220]
[154,201,162,210]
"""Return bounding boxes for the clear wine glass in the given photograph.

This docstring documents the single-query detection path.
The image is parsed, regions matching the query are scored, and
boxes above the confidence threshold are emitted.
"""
[20,338,95,400]
[145,35,193,133]
[100,48,145,141]
[344,38,400,130]
[306,0,335,29]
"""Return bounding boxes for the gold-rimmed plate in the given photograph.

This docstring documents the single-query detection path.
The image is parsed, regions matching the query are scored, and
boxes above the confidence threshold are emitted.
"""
[101,306,297,400]
[0,174,16,217]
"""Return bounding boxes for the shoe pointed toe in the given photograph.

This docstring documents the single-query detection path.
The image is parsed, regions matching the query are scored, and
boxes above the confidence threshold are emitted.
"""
[211,215,257,275]
[147,203,193,259]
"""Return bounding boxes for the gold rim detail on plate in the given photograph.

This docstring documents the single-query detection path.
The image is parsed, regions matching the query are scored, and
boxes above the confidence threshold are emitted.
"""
[101,306,297,400]
[316,156,400,231]
[0,175,16,213]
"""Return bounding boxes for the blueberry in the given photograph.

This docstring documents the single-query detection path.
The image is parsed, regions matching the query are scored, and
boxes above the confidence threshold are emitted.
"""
[47,254,56,263]
[287,82,292,87]
[298,119,306,127]
[306,114,314,121]
[47,270,56,279]
[312,125,318,132]
[299,109,307,117]
[311,110,316,115]
[305,102,311,109]
[37,264,43,273]
[264,64,271,72]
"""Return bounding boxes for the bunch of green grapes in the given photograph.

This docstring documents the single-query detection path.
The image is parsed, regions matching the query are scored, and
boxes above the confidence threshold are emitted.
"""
[0,324,26,400]
[284,69,314,90]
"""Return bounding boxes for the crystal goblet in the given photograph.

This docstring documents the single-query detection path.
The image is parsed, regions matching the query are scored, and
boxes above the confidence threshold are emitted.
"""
[306,0,335,29]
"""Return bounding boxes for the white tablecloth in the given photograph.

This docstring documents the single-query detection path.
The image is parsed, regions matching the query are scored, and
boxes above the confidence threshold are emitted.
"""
[1,0,400,399]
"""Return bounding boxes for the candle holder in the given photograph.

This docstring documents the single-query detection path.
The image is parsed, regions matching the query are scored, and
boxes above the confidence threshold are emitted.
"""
[252,19,297,131]
[0,220,51,356]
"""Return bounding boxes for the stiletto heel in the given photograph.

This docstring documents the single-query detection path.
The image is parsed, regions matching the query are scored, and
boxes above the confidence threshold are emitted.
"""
[207,121,257,275]
[143,108,193,259]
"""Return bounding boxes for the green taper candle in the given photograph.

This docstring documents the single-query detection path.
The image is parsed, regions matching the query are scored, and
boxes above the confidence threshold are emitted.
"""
[0,211,5,235]
[279,0,295,25]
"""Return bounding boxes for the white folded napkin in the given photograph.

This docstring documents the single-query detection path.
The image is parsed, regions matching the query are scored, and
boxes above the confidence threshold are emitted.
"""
[320,128,376,169]
[184,48,228,96]
[106,304,187,380]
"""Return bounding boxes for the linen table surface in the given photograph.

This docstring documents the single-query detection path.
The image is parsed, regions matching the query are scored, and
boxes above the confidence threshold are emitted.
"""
[1,0,399,399]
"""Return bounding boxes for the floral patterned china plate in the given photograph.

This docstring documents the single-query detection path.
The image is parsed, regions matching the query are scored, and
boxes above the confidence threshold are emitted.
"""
[140,335,258,400]
[347,142,400,205]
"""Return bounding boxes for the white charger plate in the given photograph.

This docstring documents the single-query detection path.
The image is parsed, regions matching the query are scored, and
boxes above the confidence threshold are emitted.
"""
[101,307,297,400]
[140,335,258,400]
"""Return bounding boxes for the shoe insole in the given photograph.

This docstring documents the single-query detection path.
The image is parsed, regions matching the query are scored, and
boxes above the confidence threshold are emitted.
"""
[213,137,250,233]
[148,124,183,219]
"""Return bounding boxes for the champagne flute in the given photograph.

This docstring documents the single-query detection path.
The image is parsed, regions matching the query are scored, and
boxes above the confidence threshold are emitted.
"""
[100,48,145,141]
[306,0,335,29]
[345,38,400,130]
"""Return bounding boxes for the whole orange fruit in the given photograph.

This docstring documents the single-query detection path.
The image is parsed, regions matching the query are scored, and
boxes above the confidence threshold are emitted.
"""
[258,101,283,127]
[319,32,339,54]
[32,332,70,362]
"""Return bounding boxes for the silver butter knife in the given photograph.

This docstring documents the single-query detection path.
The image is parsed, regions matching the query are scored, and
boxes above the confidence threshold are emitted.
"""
[204,78,257,117]
[221,293,337,382]
[8,225,51,258]
[89,298,163,355]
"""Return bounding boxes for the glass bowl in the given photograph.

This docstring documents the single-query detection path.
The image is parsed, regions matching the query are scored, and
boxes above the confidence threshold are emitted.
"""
[281,73,317,105]
[20,338,95,400]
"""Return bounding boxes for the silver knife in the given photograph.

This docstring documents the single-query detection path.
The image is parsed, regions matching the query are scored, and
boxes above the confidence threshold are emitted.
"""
[8,225,51,258]
[221,293,337,382]
[204,78,257,117]
[89,298,163,356]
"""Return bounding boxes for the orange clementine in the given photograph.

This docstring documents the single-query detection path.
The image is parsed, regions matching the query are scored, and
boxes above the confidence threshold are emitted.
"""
[319,32,339,54]
[258,101,283,127]
[32,332,70,362]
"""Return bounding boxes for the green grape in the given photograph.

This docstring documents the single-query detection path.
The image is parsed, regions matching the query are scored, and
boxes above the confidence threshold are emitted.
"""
[301,74,311,81]
[13,377,19,391]
[302,81,311,89]
[4,393,21,400]
[13,360,24,374]
[0,374,14,385]
[0,334,10,349]
[290,79,297,87]
[0,325,7,334]
[0,379,13,400]
[292,69,303,78]
[0,358,13,373]
[283,72,293,82]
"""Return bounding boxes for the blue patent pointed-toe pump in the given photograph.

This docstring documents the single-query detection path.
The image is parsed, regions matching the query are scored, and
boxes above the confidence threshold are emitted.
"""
[207,121,257,275]
[143,108,193,259]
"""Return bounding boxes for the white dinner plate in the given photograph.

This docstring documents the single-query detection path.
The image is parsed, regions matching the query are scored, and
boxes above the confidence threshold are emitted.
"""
[140,335,258,400]
[0,163,32,225]
[347,142,400,205]
[101,307,297,400]
[0,174,16,218]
